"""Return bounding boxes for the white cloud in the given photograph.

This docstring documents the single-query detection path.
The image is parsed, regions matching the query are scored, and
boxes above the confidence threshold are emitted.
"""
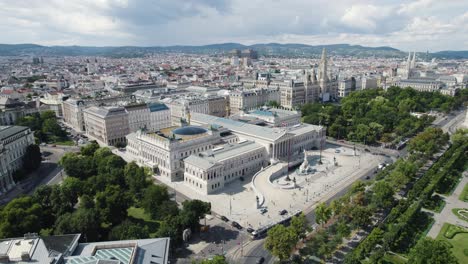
[0,0,466,51]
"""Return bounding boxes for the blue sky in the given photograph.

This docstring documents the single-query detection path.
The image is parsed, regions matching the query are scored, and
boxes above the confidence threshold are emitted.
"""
[1,0,467,51]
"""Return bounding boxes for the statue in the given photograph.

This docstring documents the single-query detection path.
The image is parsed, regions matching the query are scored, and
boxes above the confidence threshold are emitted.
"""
[298,149,311,174]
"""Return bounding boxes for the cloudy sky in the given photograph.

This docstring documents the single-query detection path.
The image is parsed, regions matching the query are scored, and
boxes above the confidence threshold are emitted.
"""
[1,0,467,51]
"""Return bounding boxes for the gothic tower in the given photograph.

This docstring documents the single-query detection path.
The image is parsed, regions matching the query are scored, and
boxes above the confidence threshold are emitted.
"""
[318,48,329,95]
[411,52,416,69]
[406,52,412,79]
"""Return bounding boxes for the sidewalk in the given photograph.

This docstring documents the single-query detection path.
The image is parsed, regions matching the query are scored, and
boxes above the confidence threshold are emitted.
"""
[427,172,468,238]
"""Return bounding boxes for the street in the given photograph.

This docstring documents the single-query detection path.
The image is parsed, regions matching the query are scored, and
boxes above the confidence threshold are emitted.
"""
[0,145,77,205]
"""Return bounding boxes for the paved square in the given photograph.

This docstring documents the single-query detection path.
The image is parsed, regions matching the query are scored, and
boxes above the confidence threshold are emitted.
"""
[154,143,386,230]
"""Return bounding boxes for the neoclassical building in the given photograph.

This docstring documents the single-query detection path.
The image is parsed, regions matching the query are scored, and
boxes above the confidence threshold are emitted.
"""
[0,126,35,195]
[126,109,325,194]
[126,126,223,181]
[184,140,267,194]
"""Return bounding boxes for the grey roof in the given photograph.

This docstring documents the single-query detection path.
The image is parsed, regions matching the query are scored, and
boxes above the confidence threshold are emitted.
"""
[0,126,30,140]
[148,102,169,112]
[184,140,264,170]
[84,106,127,118]
[67,237,170,264]
[191,112,287,141]
[0,234,81,263]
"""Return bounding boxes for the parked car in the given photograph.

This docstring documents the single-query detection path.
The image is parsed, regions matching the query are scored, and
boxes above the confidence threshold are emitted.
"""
[257,257,265,264]
[279,209,288,215]
[231,221,242,229]
[220,216,229,222]
[260,208,268,215]
[246,227,254,233]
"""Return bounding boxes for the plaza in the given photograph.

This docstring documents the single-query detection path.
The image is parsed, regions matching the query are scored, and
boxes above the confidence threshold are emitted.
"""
[155,143,387,230]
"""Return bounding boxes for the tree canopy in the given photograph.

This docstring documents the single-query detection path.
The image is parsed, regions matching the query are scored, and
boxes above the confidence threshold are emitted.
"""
[408,238,458,264]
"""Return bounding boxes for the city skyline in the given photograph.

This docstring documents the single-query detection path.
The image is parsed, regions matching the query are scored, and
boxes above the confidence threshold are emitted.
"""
[0,0,467,51]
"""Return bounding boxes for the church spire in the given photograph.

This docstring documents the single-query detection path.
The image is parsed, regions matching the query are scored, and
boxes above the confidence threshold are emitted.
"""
[411,52,416,68]
[319,48,328,82]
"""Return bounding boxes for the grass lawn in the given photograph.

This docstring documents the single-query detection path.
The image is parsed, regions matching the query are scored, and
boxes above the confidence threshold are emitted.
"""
[382,253,407,264]
[452,208,468,223]
[460,183,468,202]
[128,207,154,222]
[127,207,160,237]
[54,140,75,146]
[436,223,468,263]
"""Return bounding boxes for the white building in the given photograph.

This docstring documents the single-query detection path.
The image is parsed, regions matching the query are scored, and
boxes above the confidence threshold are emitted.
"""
[229,88,280,115]
[125,104,151,132]
[191,113,325,163]
[168,97,210,126]
[237,107,302,127]
[126,126,223,181]
[395,78,444,93]
[148,103,172,131]
[62,99,86,132]
[0,126,35,195]
[83,106,129,146]
[184,140,267,194]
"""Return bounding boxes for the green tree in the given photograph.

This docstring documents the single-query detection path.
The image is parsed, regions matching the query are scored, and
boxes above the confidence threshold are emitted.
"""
[265,225,297,261]
[141,184,171,219]
[42,118,65,137]
[22,144,42,172]
[59,153,96,179]
[109,219,149,240]
[124,162,150,200]
[93,147,113,162]
[156,215,183,246]
[371,181,395,208]
[54,207,101,241]
[95,185,132,225]
[198,255,229,264]
[290,213,309,240]
[180,200,211,231]
[315,202,332,225]
[408,238,458,264]
[266,100,280,107]
[350,206,372,228]
[80,141,99,156]
[408,127,449,156]
[0,197,43,238]
[40,110,56,120]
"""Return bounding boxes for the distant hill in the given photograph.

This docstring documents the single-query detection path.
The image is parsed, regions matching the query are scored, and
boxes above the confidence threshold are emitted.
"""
[0,43,466,59]
[431,50,468,59]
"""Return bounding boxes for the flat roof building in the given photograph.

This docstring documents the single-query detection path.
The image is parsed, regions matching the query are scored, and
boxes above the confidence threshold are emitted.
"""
[0,233,170,264]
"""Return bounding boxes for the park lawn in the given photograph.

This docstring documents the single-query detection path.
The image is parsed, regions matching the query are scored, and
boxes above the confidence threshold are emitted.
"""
[54,140,75,146]
[128,207,154,222]
[452,208,468,223]
[127,207,160,237]
[436,223,468,263]
[460,183,468,202]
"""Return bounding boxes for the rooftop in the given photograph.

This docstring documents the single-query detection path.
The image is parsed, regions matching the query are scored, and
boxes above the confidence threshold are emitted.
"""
[0,234,170,264]
[0,126,30,141]
[184,140,264,170]
[84,106,127,118]
[191,113,321,141]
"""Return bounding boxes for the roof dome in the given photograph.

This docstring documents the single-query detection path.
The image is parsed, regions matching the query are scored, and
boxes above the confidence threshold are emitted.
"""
[172,126,207,136]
